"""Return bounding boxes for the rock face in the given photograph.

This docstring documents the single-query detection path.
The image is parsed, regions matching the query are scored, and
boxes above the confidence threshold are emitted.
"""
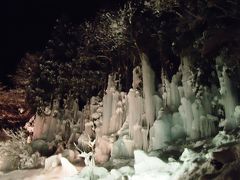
[196,149,240,180]
[212,145,240,165]
[213,160,240,180]
[31,139,56,157]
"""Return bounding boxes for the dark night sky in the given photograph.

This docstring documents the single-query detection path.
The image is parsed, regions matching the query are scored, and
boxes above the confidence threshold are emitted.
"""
[1,0,126,83]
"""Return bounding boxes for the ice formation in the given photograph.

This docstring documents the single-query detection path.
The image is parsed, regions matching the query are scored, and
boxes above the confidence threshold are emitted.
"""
[66,148,207,180]
[149,111,171,150]
[216,56,238,129]
[92,53,240,159]
[31,52,240,165]
[212,131,237,147]
[141,52,156,127]
[129,149,207,180]
[60,156,78,176]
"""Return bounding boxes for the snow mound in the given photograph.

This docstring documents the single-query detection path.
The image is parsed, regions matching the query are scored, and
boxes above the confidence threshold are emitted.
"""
[212,131,236,147]
[131,150,182,180]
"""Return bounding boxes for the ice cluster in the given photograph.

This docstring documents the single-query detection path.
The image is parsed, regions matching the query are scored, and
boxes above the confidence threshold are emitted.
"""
[32,53,240,166]
[91,53,240,161]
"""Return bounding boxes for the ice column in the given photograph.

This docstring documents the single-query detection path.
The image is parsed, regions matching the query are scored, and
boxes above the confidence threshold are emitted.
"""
[153,95,163,118]
[181,56,194,100]
[216,56,237,129]
[102,75,115,134]
[171,112,185,140]
[132,66,142,90]
[128,89,144,138]
[149,110,171,150]
[179,98,194,138]
[191,99,204,139]
[141,52,156,127]
[172,75,181,108]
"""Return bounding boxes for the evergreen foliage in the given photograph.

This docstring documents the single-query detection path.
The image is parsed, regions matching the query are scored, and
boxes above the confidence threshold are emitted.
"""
[28,0,240,112]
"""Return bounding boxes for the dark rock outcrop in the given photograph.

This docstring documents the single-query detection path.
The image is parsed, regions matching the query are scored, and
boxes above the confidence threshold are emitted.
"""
[30,139,57,157]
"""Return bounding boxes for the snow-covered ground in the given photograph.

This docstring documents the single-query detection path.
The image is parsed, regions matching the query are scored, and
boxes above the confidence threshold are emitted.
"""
[0,164,83,180]
[1,129,239,180]
[65,129,240,180]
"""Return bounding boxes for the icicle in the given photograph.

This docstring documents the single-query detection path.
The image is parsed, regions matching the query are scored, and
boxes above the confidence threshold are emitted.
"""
[128,89,144,138]
[136,91,144,125]
[102,75,116,134]
[191,99,205,139]
[46,116,57,141]
[170,75,181,111]
[128,89,137,138]
[165,79,171,109]
[181,56,194,99]
[216,56,238,129]
[142,128,149,152]
[202,87,212,114]
[133,125,143,149]
[132,66,142,90]
[171,112,185,140]
[234,106,240,126]
[199,116,216,138]
[141,52,156,127]
[111,91,120,115]
[111,136,134,158]
[153,95,163,119]
[179,98,194,138]
[178,86,184,99]
[109,101,124,134]
[73,99,79,122]
[149,110,171,150]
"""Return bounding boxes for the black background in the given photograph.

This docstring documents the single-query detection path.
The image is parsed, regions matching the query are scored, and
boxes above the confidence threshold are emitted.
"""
[1,0,125,82]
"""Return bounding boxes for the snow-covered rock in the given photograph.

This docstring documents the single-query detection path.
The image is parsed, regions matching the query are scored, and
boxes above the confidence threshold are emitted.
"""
[60,156,78,176]
[44,155,60,170]
[212,131,237,147]
[75,166,109,180]
[131,150,182,180]
[95,136,112,164]
[91,113,101,120]
[111,136,134,158]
